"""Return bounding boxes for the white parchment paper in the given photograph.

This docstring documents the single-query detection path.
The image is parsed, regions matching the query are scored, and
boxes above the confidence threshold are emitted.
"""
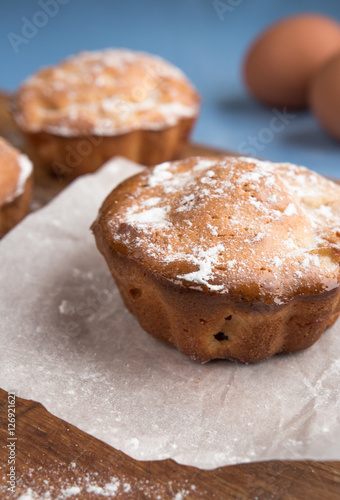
[1,157,340,470]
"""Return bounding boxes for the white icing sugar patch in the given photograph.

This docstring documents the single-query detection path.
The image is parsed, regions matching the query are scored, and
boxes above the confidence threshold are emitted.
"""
[148,162,172,187]
[253,232,265,242]
[16,154,33,193]
[284,203,297,216]
[301,254,321,269]
[238,170,265,184]
[265,176,275,187]
[200,175,217,185]
[176,193,195,213]
[126,206,168,225]
[249,198,265,211]
[4,153,33,203]
[156,101,197,122]
[178,245,225,291]
[301,257,310,269]
[193,159,218,171]
[272,257,282,267]
[317,205,333,218]
[143,196,161,207]
[312,255,320,267]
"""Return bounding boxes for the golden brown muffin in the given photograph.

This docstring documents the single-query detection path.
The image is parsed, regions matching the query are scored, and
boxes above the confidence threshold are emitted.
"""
[92,156,340,363]
[0,137,33,237]
[12,49,200,180]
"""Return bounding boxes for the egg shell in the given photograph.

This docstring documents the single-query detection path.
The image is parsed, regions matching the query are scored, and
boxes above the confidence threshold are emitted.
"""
[309,51,340,141]
[243,14,340,109]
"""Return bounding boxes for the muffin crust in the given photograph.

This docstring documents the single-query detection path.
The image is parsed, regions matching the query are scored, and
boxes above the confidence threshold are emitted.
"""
[12,50,200,177]
[92,156,340,362]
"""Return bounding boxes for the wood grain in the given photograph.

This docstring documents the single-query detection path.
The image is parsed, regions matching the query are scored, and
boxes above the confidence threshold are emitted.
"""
[0,91,340,499]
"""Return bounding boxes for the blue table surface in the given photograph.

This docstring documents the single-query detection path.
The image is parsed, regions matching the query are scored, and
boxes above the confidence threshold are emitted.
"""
[1,0,339,177]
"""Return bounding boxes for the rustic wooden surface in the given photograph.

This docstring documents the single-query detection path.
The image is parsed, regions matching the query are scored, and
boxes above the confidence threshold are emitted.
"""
[0,91,340,499]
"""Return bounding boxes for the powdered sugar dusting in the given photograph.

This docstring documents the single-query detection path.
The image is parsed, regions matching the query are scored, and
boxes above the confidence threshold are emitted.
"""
[143,196,161,207]
[14,49,200,137]
[284,203,298,216]
[7,466,204,500]
[106,156,340,302]
[126,206,168,225]
[148,162,173,186]
[61,485,81,497]
[0,137,32,204]
[15,154,33,198]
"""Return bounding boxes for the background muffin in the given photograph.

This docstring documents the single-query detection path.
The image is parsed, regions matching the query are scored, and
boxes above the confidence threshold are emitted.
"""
[0,137,32,237]
[92,156,340,363]
[12,49,200,180]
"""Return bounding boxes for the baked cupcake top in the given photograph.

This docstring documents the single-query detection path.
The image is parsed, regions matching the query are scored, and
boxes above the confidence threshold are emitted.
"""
[12,49,200,137]
[95,156,340,304]
[0,137,32,205]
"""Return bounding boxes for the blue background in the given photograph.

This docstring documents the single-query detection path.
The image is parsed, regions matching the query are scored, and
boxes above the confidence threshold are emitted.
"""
[1,0,340,177]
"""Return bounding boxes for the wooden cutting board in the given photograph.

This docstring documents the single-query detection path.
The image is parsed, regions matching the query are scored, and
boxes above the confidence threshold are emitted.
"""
[0,92,339,499]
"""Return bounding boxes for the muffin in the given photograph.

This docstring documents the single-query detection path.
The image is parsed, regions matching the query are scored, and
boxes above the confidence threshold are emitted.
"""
[92,156,340,363]
[12,49,200,179]
[0,137,33,237]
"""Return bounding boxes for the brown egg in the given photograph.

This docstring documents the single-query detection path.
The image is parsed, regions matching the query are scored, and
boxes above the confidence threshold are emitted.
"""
[309,52,340,140]
[243,14,340,109]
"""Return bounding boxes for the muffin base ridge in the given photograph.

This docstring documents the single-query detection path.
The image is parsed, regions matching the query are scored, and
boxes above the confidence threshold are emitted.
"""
[93,230,340,364]
[21,118,196,180]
